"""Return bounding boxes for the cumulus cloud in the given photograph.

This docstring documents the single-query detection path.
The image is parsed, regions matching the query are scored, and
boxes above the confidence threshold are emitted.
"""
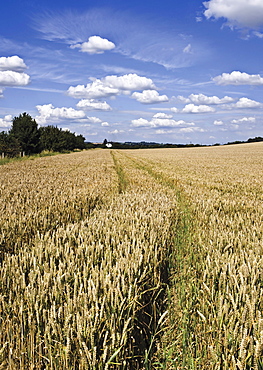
[214,120,224,125]
[67,79,119,99]
[131,90,169,104]
[0,114,13,127]
[0,56,27,72]
[67,73,156,99]
[76,99,112,111]
[204,0,263,29]
[131,118,149,127]
[153,113,173,119]
[103,74,156,91]
[71,35,115,54]
[188,93,234,105]
[231,116,256,123]
[131,114,194,128]
[0,71,30,86]
[234,97,262,108]
[86,116,102,124]
[177,95,191,103]
[177,93,234,105]
[213,71,263,85]
[171,107,179,113]
[182,104,216,113]
[35,104,86,125]
[0,56,30,97]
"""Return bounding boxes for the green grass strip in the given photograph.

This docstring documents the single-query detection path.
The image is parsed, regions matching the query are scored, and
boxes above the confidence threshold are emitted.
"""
[118,154,202,369]
[110,151,129,193]
[0,151,68,166]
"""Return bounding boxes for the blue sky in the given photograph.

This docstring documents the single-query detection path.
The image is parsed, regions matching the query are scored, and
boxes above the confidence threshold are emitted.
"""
[1,0,263,144]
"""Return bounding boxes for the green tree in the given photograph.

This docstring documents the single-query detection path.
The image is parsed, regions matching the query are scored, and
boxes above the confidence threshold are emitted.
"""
[39,126,65,152]
[75,134,86,150]
[39,126,86,152]
[0,131,21,157]
[103,138,108,148]
[9,112,40,154]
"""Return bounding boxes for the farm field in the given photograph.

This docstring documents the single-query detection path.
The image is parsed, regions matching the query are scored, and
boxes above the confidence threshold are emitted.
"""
[0,143,263,369]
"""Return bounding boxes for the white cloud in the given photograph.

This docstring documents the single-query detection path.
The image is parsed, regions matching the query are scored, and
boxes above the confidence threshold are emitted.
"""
[213,71,263,85]
[67,79,119,99]
[231,116,256,123]
[177,95,191,103]
[254,31,263,38]
[35,104,86,125]
[0,56,27,72]
[152,118,193,127]
[0,114,13,127]
[234,97,262,108]
[101,121,109,126]
[131,118,151,127]
[182,104,216,113]
[214,120,224,125]
[188,93,234,105]
[108,129,124,134]
[104,74,156,91]
[0,56,30,96]
[171,107,179,113]
[179,127,206,133]
[67,73,156,99]
[71,35,115,54]
[86,116,102,124]
[0,71,30,86]
[183,44,192,54]
[153,113,173,119]
[204,0,263,29]
[76,99,112,111]
[131,114,194,128]
[132,90,169,104]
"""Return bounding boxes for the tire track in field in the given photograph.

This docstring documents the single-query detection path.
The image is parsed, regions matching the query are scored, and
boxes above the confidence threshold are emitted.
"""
[109,150,180,368]
[113,151,201,368]
[110,150,129,193]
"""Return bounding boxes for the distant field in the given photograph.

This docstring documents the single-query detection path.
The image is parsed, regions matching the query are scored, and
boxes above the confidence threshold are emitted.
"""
[1,143,263,369]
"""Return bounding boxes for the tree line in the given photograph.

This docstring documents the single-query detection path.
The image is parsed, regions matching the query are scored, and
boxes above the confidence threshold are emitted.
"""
[0,113,86,157]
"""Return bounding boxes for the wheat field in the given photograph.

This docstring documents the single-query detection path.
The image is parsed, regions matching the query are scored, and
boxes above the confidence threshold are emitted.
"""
[1,143,263,369]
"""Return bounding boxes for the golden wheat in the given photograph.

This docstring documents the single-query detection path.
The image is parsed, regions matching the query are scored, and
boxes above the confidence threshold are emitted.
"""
[123,142,263,369]
[0,149,177,369]
[1,143,263,369]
